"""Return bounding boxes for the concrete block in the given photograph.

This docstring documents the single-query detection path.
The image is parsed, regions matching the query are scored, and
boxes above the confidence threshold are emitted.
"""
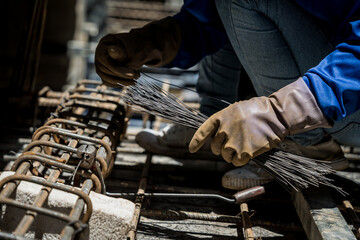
[0,171,135,240]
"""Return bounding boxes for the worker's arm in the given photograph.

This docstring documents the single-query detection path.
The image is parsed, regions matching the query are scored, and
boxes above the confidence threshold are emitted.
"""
[95,0,226,86]
[189,35,360,165]
[189,78,331,166]
[303,20,360,121]
[95,17,181,87]
[189,1,360,165]
[295,0,360,121]
[166,0,228,69]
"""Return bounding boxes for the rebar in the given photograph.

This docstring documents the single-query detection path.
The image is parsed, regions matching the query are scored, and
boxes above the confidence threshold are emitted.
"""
[0,80,126,239]
[127,153,152,240]
[106,192,236,203]
[142,209,242,223]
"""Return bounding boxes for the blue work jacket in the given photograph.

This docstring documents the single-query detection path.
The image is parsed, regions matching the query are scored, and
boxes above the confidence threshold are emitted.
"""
[168,0,360,121]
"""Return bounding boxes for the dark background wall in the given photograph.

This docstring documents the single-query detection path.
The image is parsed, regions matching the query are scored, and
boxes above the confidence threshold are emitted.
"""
[0,0,77,127]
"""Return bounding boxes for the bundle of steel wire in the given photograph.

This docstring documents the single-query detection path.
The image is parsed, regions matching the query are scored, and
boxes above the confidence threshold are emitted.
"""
[120,75,345,194]
[121,75,208,129]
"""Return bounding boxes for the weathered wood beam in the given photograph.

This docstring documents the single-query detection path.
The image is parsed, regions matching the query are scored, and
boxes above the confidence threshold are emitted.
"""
[292,187,356,240]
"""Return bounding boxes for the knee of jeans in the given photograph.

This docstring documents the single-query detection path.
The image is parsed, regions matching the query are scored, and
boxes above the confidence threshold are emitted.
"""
[234,0,260,11]
[329,123,360,147]
[326,110,360,147]
[216,0,256,11]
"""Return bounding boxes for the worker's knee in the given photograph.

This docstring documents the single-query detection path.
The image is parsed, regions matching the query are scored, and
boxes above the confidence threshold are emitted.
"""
[215,0,256,17]
[326,109,360,147]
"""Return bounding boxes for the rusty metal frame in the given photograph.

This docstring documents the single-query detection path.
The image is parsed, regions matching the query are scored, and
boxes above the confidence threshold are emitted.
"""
[0,80,126,239]
[0,175,93,223]
[114,152,265,240]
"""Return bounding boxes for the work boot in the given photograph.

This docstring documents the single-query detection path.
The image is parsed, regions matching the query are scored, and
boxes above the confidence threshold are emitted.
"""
[135,124,220,159]
[222,161,274,190]
[222,137,349,190]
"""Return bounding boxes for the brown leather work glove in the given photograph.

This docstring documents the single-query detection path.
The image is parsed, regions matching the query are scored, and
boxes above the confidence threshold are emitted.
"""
[95,17,181,87]
[189,78,331,166]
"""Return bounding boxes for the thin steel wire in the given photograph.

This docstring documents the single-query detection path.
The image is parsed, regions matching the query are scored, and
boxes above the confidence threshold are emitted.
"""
[120,74,346,195]
[120,76,208,129]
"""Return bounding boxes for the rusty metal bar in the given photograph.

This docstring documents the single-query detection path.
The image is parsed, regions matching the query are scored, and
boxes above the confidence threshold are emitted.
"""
[11,154,75,172]
[60,179,93,239]
[44,118,116,146]
[142,209,242,223]
[141,208,302,231]
[240,203,255,240]
[69,93,122,105]
[77,79,103,85]
[1,79,125,239]
[0,134,51,199]
[71,86,123,97]
[0,232,32,240]
[106,192,236,203]
[63,101,123,118]
[127,153,152,240]
[31,127,112,161]
[58,111,116,128]
[14,130,82,235]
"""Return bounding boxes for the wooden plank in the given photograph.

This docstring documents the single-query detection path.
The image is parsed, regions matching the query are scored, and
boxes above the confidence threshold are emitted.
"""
[292,187,356,240]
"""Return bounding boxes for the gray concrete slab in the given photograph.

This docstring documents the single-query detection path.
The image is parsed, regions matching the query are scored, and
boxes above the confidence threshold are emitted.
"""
[0,171,135,240]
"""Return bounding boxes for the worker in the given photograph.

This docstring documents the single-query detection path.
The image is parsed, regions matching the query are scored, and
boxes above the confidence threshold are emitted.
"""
[95,0,360,190]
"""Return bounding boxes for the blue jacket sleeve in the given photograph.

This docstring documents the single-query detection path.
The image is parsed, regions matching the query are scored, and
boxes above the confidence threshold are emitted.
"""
[302,19,360,121]
[295,0,360,121]
[166,0,228,69]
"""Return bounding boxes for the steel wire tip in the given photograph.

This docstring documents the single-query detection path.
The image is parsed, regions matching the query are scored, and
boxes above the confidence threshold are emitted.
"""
[253,149,346,195]
[120,76,208,129]
[119,75,345,195]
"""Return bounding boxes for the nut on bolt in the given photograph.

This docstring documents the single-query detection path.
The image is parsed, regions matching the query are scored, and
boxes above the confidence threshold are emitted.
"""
[77,145,96,169]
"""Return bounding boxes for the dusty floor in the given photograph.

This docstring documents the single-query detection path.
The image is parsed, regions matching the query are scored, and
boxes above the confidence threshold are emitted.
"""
[106,128,309,239]
[1,123,359,239]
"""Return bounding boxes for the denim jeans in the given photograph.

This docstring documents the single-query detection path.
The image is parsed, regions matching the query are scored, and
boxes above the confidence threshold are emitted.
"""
[197,0,360,147]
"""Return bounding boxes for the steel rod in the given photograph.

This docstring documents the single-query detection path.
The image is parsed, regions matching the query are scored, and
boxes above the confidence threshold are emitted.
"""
[127,153,152,240]
[106,192,235,203]
[240,203,255,240]
[142,209,242,223]
[13,130,82,236]
[60,179,93,240]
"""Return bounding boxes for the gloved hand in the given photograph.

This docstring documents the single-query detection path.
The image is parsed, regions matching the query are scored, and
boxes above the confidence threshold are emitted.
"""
[189,78,331,166]
[95,17,181,87]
